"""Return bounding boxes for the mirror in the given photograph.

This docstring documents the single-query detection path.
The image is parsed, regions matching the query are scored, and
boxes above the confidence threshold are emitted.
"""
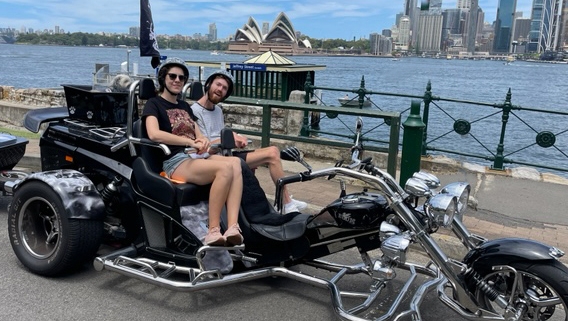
[280,146,301,162]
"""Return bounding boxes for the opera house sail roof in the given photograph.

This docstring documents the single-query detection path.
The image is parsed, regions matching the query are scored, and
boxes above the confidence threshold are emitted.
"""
[229,12,312,54]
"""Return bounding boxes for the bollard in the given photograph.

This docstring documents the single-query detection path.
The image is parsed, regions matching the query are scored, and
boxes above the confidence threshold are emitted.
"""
[301,73,313,137]
[493,88,512,171]
[400,100,425,186]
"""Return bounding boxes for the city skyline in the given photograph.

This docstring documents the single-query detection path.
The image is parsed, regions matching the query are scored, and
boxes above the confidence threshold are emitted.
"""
[1,0,535,40]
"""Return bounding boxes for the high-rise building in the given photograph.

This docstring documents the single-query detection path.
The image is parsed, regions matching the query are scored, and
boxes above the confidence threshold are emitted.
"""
[382,29,392,37]
[528,0,565,53]
[404,0,417,16]
[262,22,269,36]
[562,5,568,50]
[493,0,517,53]
[208,23,217,41]
[370,33,393,55]
[417,13,443,52]
[129,26,140,38]
[398,15,411,50]
[457,0,471,9]
[512,18,531,42]
[442,8,463,51]
[429,0,443,14]
[55,25,60,34]
[465,0,479,53]
[404,0,420,47]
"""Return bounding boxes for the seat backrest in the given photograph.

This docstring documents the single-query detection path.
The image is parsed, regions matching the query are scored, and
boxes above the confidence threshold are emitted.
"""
[132,118,177,205]
[187,81,204,100]
[139,78,157,100]
[133,118,165,174]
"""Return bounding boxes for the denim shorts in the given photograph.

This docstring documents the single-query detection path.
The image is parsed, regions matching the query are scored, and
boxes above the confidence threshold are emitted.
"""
[162,152,192,177]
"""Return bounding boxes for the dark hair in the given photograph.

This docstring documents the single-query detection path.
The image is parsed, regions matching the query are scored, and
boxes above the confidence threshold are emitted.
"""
[157,57,189,91]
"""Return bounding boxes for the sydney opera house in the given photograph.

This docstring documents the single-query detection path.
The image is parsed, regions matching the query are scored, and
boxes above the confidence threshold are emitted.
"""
[228,12,313,54]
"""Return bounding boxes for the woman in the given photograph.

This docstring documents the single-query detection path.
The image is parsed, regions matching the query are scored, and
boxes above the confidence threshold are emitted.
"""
[142,57,243,246]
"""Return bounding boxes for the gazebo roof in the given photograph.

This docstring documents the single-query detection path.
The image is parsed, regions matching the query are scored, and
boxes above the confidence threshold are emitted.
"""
[243,50,296,65]
[184,52,325,75]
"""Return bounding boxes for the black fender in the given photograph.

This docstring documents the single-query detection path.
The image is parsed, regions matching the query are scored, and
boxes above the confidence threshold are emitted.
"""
[463,237,559,272]
[14,169,105,220]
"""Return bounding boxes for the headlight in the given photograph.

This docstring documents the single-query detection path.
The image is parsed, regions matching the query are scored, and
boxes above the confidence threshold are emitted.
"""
[424,194,457,228]
[412,171,441,189]
[440,182,470,218]
[404,177,432,197]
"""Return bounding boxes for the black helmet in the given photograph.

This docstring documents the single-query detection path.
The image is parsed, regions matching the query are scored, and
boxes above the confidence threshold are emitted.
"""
[204,70,234,101]
[157,57,189,89]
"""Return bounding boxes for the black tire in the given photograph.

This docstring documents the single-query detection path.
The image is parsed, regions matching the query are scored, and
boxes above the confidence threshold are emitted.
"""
[8,181,103,276]
[473,260,568,320]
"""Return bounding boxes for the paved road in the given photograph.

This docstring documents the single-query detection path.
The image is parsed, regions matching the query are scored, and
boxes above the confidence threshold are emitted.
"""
[2,138,568,320]
[0,192,472,321]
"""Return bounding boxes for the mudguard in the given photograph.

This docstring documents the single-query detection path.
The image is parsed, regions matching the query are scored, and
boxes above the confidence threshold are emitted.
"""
[14,169,105,220]
[23,106,69,133]
[463,237,559,272]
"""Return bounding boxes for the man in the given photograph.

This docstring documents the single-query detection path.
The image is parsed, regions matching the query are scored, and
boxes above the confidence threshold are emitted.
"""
[190,70,307,214]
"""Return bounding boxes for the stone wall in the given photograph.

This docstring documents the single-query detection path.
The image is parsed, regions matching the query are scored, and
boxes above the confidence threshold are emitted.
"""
[0,86,305,137]
[0,86,66,107]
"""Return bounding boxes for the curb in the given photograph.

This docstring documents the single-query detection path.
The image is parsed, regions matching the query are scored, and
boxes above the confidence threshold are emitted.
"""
[16,155,41,172]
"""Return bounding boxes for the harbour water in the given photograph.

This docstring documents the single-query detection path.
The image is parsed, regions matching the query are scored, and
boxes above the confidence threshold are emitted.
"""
[1,45,567,109]
[0,44,567,174]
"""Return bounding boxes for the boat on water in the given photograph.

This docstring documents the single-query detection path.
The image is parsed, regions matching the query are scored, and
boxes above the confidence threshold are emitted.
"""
[504,55,515,65]
[337,96,372,108]
[210,50,220,55]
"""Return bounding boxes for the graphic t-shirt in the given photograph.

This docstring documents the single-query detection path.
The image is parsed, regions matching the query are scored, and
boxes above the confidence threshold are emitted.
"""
[142,95,198,159]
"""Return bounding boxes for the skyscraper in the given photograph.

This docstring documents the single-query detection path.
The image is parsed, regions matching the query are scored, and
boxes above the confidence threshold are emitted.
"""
[429,0,443,14]
[417,13,443,52]
[208,23,217,41]
[404,0,420,47]
[466,0,479,53]
[370,33,393,55]
[262,22,269,36]
[457,0,471,9]
[398,16,411,50]
[404,0,417,16]
[493,0,517,53]
[528,0,565,53]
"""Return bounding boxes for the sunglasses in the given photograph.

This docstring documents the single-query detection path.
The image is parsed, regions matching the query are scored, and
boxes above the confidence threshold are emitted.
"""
[167,73,186,82]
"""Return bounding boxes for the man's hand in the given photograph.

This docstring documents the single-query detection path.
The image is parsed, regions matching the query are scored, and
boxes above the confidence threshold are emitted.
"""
[235,133,248,148]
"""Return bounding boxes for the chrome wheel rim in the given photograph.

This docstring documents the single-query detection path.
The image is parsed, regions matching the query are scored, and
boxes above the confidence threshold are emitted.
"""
[18,196,61,259]
[478,270,567,321]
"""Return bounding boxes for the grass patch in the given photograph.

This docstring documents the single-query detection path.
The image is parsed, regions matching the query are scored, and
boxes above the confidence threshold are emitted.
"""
[0,127,40,139]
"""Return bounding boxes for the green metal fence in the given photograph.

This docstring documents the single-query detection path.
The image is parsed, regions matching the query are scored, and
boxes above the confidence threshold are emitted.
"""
[301,77,568,176]
[224,96,401,178]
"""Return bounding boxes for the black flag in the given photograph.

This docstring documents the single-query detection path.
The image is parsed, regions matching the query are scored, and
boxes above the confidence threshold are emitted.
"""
[140,0,161,68]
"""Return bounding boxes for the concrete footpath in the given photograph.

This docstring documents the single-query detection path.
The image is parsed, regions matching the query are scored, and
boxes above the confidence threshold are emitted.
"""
[14,138,568,264]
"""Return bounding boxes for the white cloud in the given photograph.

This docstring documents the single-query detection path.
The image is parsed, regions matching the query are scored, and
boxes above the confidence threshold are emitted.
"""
[1,0,537,38]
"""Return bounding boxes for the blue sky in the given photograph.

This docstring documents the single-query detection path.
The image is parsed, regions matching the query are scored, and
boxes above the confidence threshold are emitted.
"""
[1,0,535,40]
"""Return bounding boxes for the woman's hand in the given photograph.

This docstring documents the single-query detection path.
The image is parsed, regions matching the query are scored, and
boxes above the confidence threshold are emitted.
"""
[194,137,211,154]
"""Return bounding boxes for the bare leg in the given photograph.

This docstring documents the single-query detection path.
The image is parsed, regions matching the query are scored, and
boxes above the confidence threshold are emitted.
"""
[244,146,293,204]
[208,155,242,226]
[171,157,241,229]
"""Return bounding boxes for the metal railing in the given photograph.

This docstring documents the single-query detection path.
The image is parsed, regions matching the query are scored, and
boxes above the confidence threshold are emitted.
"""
[224,96,401,178]
[303,76,568,176]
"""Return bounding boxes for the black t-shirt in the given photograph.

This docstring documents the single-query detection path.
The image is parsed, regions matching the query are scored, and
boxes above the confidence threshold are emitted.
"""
[142,96,199,159]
